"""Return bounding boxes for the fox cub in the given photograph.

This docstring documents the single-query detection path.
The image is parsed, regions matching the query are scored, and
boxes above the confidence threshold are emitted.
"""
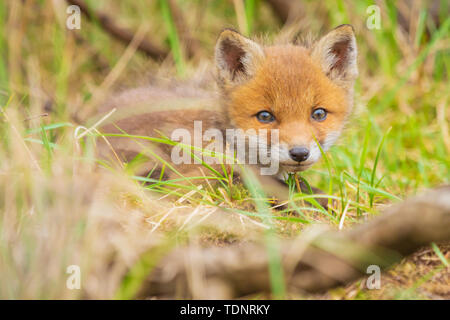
[98,25,358,206]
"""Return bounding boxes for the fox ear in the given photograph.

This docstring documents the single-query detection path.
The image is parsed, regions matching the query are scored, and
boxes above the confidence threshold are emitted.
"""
[311,25,358,83]
[215,29,264,86]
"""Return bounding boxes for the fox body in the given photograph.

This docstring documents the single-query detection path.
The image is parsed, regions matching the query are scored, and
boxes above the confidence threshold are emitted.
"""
[98,25,358,201]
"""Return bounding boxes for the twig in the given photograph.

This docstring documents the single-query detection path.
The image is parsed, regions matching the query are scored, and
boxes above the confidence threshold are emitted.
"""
[266,0,291,23]
[23,113,49,122]
[265,0,304,25]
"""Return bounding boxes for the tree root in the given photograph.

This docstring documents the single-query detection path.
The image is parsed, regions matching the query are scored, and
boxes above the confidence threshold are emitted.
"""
[137,186,450,299]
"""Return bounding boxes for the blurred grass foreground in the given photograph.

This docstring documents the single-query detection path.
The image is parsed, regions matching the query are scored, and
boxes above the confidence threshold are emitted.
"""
[0,0,449,299]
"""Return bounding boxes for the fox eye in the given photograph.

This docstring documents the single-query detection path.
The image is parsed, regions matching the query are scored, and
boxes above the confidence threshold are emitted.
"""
[256,111,275,123]
[311,108,327,121]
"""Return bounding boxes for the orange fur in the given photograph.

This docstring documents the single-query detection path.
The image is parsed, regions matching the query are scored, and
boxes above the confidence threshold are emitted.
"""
[227,44,350,148]
[96,26,358,203]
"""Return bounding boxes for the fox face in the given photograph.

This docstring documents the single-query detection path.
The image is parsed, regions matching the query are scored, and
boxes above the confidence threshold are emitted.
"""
[215,26,358,173]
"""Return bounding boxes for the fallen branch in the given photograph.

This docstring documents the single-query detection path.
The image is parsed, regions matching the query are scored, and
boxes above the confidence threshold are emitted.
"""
[67,0,167,60]
[138,186,450,299]
[265,0,304,25]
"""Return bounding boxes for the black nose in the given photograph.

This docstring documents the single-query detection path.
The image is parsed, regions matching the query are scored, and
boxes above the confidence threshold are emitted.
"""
[289,147,310,162]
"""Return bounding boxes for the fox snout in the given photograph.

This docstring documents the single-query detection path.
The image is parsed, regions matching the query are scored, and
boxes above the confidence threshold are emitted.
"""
[289,147,310,162]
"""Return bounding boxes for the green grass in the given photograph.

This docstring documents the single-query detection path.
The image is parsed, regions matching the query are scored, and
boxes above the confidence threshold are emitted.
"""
[0,0,448,299]
[160,0,185,75]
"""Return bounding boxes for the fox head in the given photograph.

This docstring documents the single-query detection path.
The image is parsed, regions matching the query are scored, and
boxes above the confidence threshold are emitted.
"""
[214,25,358,173]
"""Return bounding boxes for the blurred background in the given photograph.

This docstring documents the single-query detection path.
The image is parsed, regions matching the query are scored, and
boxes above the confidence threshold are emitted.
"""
[0,0,448,299]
